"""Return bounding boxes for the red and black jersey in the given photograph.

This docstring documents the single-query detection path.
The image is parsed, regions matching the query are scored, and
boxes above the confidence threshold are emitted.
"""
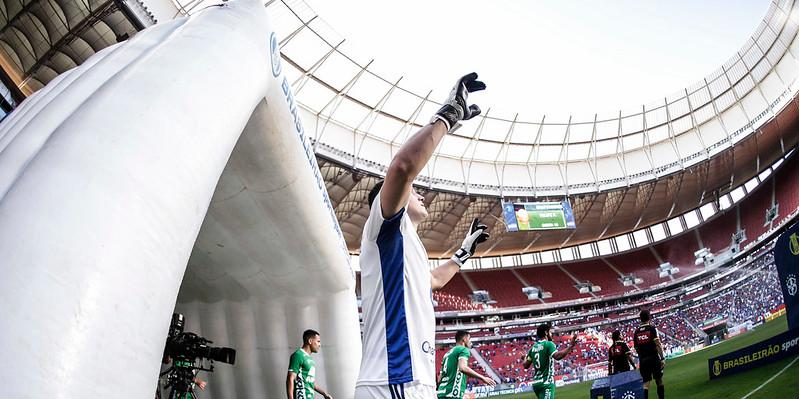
[608,340,632,374]
[633,324,659,359]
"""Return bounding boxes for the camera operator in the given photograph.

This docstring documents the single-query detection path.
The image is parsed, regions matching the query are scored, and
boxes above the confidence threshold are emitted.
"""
[159,313,235,398]
[287,329,333,399]
[157,354,208,398]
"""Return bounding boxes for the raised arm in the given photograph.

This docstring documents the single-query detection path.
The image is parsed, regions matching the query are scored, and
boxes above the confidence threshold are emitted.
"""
[553,335,577,360]
[431,218,489,290]
[379,73,485,218]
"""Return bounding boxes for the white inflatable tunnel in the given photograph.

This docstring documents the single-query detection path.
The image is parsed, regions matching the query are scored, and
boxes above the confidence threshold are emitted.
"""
[0,1,360,398]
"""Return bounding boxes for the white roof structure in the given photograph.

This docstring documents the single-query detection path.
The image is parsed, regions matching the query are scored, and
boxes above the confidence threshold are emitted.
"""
[3,0,799,259]
[227,0,799,197]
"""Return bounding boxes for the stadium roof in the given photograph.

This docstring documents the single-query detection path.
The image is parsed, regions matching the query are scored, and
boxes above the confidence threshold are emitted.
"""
[256,0,799,258]
[2,0,798,259]
[0,0,154,95]
[262,0,796,195]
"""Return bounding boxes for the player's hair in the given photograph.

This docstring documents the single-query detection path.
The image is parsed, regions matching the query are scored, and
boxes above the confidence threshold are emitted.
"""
[368,180,384,209]
[639,309,651,323]
[455,330,470,343]
[536,323,551,339]
[612,330,621,341]
[302,329,320,345]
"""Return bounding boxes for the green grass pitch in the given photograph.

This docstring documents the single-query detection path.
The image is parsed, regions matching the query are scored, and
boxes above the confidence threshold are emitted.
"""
[490,316,798,399]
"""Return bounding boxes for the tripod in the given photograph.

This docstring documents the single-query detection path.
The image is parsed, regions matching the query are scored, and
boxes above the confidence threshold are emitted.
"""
[164,358,212,399]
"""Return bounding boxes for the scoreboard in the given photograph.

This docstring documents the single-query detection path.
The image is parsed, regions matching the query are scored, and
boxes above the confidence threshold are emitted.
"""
[502,201,577,231]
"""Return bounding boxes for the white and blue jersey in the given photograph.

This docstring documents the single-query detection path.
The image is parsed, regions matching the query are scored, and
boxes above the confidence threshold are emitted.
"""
[356,191,436,389]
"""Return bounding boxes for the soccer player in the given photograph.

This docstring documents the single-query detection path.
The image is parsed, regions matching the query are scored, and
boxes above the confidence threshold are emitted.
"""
[523,324,577,399]
[436,331,496,398]
[355,73,490,399]
[633,310,665,399]
[607,330,636,375]
[287,329,333,399]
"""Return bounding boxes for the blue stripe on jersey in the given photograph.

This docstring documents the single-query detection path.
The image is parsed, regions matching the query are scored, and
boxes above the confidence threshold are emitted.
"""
[377,209,413,385]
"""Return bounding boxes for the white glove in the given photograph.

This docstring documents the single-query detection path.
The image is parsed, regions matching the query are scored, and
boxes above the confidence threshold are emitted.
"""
[451,218,490,267]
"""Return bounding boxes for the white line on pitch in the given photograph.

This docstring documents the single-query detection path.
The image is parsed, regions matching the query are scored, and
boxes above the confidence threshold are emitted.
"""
[739,355,799,399]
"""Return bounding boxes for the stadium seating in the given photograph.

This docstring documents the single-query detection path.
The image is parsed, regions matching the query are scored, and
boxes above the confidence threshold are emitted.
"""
[443,273,475,298]
[561,260,625,295]
[432,273,477,311]
[775,153,799,225]
[433,291,482,311]
[698,209,737,253]
[652,232,701,275]
[739,182,773,247]
[467,269,529,307]
[605,248,662,288]
[420,153,797,310]
[516,265,585,301]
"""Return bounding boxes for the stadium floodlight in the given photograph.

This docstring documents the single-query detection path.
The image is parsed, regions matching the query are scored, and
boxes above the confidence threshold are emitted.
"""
[522,286,541,299]
[694,248,709,258]
[621,276,635,286]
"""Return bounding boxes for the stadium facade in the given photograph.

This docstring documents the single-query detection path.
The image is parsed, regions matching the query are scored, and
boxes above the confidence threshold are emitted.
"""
[0,0,797,398]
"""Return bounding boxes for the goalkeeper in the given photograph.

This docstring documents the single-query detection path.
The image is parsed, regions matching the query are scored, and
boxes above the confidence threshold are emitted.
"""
[355,73,490,399]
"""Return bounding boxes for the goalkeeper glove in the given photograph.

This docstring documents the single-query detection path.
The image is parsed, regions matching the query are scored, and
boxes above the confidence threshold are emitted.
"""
[431,72,486,132]
[451,218,490,267]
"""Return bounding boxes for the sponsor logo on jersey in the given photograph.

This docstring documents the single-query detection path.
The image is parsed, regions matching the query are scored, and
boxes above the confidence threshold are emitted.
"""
[789,233,799,256]
[452,373,464,396]
[269,32,282,77]
[295,375,306,399]
[787,274,798,297]
[422,340,434,354]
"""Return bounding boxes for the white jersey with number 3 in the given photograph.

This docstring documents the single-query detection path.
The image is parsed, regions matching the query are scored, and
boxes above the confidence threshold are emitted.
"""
[356,191,436,388]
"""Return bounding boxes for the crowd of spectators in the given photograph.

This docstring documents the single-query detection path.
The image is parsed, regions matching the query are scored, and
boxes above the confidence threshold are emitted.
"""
[683,265,782,327]
[433,291,483,311]
[444,256,785,386]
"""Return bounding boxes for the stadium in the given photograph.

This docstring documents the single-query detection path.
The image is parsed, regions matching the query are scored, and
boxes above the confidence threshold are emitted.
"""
[0,0,798,398]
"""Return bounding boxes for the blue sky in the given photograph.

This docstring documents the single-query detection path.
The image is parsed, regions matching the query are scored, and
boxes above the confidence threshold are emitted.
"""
[306,0,770,121]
